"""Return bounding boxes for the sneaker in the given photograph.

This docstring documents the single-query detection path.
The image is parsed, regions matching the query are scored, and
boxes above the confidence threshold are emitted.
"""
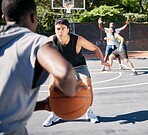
[131,71,138,76]
[42,112,60,127]
[119,65,124,70]
[86,109,99,123]
[100,67,105,71]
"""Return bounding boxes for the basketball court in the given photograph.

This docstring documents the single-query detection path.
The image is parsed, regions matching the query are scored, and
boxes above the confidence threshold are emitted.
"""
[27,51,148,135]
[26,0,148,134]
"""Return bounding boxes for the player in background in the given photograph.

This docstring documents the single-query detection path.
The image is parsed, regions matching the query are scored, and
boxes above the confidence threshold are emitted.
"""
[107,27,138,76]
[98,18,129,71]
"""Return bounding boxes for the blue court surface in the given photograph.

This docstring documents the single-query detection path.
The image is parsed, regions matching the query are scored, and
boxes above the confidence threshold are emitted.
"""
[27,55,148,135]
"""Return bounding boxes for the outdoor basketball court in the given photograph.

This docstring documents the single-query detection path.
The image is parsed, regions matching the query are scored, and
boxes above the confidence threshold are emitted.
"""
[26,0,148,134]
[27,53,148,135]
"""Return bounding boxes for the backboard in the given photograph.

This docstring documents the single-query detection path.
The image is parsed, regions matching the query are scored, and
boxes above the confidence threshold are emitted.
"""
[51,0,85,10]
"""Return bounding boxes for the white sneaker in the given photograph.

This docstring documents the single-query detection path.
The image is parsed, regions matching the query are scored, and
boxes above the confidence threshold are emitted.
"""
[86,109,99,123]
[42,112,60,127]
[119,65,124,70]
[100,67,105,71]
[131,71,138,76]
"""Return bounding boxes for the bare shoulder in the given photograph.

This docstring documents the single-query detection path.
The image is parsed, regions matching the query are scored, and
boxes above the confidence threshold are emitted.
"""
[77,35,87,42]
[77,35,96,51]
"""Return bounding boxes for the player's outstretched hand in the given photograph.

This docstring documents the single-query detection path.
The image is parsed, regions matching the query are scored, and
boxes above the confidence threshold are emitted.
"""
[125,19,130,24]
[98,17,103,24]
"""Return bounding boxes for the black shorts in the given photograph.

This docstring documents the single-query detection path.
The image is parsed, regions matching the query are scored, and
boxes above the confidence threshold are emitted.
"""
[105,45,117,55]
[112,44,128,59]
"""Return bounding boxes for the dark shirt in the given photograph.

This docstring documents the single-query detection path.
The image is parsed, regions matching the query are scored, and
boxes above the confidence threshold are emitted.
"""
[53,33,86,67]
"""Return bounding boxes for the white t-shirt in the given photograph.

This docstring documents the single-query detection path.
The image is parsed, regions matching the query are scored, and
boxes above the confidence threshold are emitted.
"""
[104,28,120,46]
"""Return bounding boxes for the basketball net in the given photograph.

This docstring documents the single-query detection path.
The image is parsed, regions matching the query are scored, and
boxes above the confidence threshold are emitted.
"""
[64,1,73,14]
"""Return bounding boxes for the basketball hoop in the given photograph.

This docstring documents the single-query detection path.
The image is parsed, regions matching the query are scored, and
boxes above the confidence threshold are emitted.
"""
[64,0,73,14]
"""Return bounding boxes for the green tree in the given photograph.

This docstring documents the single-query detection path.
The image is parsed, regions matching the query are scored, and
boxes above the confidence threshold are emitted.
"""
[75,5,125,22]
[85,0,148,13]
[35,0,65,32]
[1,0,146,31]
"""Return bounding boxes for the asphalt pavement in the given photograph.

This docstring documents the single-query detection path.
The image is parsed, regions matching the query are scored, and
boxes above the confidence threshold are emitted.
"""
[27,56,148,135]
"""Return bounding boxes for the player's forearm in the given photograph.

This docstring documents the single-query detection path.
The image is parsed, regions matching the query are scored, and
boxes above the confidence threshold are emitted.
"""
[94,47,111,70]
[118,23,128,32]
[95,48,105,64]
[55,64,78,97]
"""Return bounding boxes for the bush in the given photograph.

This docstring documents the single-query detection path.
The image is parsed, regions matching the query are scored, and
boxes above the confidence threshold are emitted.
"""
[74,5,148,23]
[123,13,148,22]
[36,5,148,33]
[74,5,124,22]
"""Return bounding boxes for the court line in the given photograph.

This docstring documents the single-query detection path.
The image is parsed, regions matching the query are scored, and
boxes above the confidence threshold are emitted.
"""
[92,72,122,84]
[40,80,148,92]
[93,82,148,90]
[90,64,148,89]
[40,61,148,92]
[114,60,148,71]
[41,72,122,87]
[91,69,148,89]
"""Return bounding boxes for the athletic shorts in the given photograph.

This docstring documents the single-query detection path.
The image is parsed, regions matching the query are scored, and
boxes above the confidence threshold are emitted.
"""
[105,45,117,55]
[112,44,128,59]
[74,65,91,80]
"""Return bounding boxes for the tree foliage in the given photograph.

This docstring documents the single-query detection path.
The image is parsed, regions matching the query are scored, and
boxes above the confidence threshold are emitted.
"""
[0,0,148,31]
[74,5,124,22]
[33,0,148,32]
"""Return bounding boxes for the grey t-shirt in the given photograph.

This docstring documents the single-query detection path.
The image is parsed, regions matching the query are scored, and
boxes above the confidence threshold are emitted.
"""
[0,26,50,134]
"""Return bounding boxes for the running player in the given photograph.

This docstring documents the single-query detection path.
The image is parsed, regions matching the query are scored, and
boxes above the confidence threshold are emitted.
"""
[108,27,138,75]
[98,18,129,71]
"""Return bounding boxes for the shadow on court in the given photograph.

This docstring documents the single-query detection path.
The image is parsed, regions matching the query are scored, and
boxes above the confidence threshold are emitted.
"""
[98,110,148,124]
[45,110,148,127]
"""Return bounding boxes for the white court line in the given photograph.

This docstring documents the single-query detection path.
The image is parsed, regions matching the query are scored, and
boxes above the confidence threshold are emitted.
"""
[91,69,148,89]
[41,72,122,86]
[114,60,148,71]
[92,72,122,84]
[93,82,148,90]
[40,63,148,92]
[40,79,148,92]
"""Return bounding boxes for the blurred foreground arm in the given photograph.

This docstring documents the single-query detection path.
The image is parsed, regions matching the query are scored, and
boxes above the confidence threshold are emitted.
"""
[37,43,77,96]
[34,43,78,111]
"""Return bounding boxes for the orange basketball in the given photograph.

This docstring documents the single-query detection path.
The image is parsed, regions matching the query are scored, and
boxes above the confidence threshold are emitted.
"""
[49,83,92,120]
